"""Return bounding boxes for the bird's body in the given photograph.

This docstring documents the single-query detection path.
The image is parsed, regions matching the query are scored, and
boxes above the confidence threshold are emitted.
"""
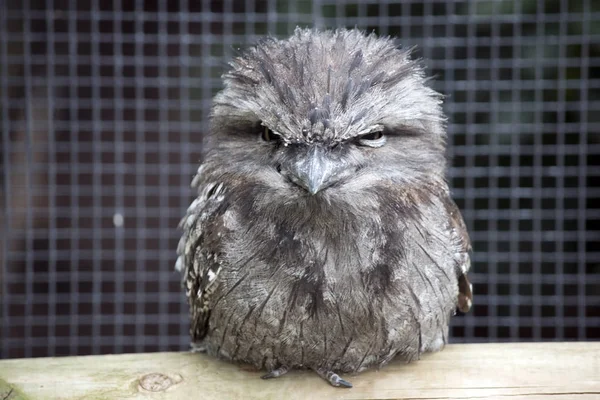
[177,28,472,387]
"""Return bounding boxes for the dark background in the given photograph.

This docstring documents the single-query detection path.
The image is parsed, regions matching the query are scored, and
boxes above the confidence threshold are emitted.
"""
[1,0,599,359]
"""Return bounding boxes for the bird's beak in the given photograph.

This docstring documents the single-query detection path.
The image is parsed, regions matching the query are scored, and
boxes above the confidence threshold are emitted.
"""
[285,146,343,195]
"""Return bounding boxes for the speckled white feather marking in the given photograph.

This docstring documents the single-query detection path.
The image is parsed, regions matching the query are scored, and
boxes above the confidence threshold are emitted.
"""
[175,170,228,342]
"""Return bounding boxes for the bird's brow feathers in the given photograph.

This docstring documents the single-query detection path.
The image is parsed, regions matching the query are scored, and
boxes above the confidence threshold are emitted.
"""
[212,28,445,144]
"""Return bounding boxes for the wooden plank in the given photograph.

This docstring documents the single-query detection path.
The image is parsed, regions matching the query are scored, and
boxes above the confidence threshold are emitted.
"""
[0,342,599,400]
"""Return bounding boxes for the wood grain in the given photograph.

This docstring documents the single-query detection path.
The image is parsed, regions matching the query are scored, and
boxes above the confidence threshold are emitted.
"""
[0,342,598,399]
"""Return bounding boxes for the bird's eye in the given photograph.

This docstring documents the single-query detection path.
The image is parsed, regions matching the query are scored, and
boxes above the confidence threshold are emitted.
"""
[361,131,383,141]
[260,124,279,142]
[357,130,386,148]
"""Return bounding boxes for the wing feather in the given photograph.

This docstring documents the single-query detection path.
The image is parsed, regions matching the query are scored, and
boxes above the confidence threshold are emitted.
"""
[176,168,227,342]
[441,195,473,313]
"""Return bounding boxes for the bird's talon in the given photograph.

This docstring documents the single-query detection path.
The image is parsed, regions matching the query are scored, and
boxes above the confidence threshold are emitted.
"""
[336,378,353,388]
[261,365,289,379]
[315,368,353,388]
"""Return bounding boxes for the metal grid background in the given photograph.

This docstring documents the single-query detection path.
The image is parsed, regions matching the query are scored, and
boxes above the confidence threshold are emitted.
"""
[1,0,599,359]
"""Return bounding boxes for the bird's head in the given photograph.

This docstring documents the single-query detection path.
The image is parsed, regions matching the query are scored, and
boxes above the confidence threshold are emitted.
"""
[208,28,448,197]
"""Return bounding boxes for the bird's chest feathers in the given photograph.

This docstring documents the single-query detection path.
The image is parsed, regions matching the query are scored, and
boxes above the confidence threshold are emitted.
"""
[214,201,410,332]
[222,199,390,288]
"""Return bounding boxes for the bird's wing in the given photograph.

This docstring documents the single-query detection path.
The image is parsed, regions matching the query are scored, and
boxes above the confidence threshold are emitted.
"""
[442,195,473,313]
[175,168,227,343]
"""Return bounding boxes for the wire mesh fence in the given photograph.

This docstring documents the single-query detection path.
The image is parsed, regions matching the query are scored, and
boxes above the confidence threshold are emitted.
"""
[1,0,599,359]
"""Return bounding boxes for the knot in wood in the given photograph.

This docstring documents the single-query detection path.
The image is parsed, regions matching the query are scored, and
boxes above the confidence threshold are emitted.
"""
[139,373,173,392]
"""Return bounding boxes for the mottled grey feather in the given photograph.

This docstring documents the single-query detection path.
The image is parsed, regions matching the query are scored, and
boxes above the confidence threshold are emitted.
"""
[176,27,471,381]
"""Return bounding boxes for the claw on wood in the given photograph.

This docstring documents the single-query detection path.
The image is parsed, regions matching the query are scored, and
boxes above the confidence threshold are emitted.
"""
[261,365,289,379]
[314,368,353,388]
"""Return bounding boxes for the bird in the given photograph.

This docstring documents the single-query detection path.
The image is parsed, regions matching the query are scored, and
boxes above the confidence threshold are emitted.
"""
[176,27,472,388]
